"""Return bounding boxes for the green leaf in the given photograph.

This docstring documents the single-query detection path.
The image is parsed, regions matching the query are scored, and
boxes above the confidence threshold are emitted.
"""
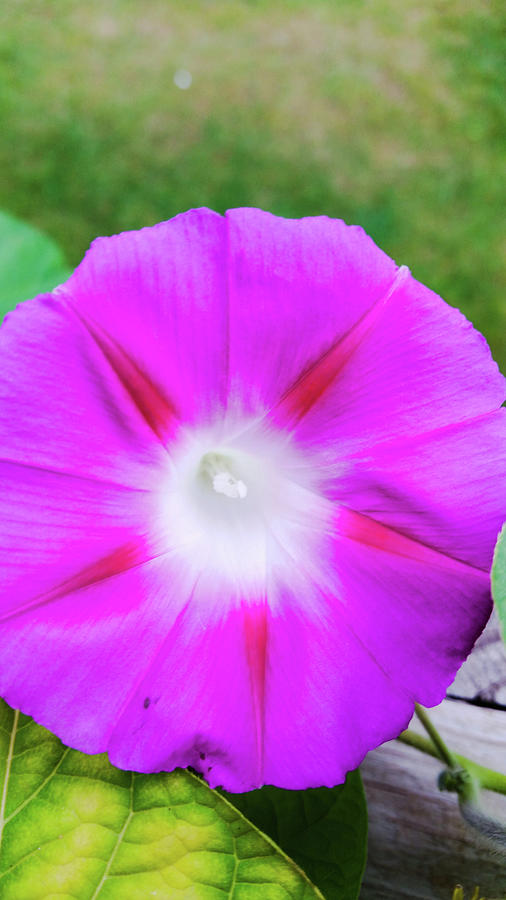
[0,699,325,899]
[491,522,506,645]
[223,771,367,900]
[0,210,70,322]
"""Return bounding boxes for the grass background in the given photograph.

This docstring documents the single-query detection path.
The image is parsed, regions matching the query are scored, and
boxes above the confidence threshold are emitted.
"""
[0,0,504,368]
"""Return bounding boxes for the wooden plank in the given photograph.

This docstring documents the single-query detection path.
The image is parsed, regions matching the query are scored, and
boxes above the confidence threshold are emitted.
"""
[450,611,506,707]
[361,700,506,899]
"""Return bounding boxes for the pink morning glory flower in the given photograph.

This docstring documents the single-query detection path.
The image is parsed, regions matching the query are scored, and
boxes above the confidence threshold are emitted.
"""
[0,208,505,792]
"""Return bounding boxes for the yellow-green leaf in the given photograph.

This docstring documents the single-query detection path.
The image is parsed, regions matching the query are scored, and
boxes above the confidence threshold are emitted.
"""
[0,700,324,899]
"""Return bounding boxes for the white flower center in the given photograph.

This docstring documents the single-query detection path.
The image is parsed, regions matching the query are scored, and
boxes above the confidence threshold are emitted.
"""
[200,451,248,500]
[157,420,332,607]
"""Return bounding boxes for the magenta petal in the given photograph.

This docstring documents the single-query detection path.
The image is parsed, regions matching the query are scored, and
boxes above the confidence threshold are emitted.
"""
[0,295,175,610]
[108,589,414,791]
[329,410,506,572]
[107,593,267,793]
[59,209,229,424]
[225,208,398,416]
[0,461,163,615]
[329,506,492,703]
[0,294,169,486]
[263,603,414,788]
[291,269,505,452]
[259,510,491,788]
[0,555,194,752]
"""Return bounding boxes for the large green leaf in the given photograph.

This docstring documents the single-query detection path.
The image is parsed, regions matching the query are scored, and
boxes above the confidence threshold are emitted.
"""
[0,700,325,899]
[491,522,506,645]
[224,772,367,900]
[0,210,71,321]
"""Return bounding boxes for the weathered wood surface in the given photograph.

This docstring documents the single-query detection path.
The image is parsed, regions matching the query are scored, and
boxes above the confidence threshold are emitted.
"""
[361,613,506,900]
[450,611,506,708]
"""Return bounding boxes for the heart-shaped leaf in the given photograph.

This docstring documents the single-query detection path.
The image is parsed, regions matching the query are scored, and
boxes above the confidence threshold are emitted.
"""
[224,772,367,900]
[0,699,325,899]
[0,210,70,321]
[491,522,506,645]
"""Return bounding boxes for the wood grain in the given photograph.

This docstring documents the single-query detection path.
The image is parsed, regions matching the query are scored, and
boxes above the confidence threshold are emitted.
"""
[450,611,506,708]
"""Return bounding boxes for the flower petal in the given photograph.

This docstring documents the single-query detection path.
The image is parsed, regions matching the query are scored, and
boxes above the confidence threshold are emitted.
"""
[107,587,267,793]
[262,601,414,788]
[289,271,505,452]
[0,291,178,620]
[260,513,491,787]
[58,209,229,424]
[327,505,492,704]
[225,208,398,416]
[0,553,196,753]
[327,409,506,571]
[0,461,163,615]
[108,586,415,791]
[0,293,170,487]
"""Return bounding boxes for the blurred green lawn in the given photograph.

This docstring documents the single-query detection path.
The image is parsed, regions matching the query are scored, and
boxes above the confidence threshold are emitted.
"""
[0,0,504,368]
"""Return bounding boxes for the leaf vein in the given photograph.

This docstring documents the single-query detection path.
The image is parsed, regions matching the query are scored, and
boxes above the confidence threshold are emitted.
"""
[227,833,240,900]
[0,708,19,852]
[88,772,134,900]
[5,748,70,825]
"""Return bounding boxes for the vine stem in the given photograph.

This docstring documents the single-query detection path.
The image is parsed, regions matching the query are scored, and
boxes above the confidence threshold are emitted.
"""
[398,705,506,852]
[398,729,506,796]
[414,703,458,769]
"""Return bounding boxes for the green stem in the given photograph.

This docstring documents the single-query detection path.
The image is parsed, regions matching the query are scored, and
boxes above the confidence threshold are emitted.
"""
[398,729,506,796]
[414,703,458,769]
[399,707,506,852]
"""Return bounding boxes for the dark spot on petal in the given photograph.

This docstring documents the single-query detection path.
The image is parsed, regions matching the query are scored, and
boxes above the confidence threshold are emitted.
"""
[199,751,206,760]
[143,697,150,709]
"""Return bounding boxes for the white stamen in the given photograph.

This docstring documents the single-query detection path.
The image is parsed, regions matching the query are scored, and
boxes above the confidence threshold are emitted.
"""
[200,451,248,500]
[159,423,329,602]
[212,471,248,500]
